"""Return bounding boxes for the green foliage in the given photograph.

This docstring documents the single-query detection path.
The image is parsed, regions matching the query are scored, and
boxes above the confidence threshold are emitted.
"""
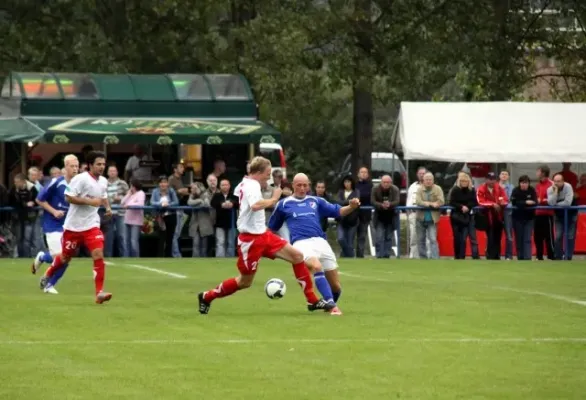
[2,0,585,178]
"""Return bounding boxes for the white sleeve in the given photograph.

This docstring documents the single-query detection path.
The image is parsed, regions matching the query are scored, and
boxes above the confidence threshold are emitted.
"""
[65,176,84,197]
[101,179,108,199]
[406,183,417,207]
[125,157,136,172]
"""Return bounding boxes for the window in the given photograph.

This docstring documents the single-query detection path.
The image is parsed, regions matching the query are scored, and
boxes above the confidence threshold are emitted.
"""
[1,78,21,98]
[205,74,249,100]
[169,74,212,100]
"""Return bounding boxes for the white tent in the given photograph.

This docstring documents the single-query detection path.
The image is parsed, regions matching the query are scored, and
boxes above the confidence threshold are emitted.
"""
[398,101,586,162]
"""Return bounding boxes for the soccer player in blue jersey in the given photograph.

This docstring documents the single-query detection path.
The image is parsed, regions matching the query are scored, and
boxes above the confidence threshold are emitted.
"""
[268,173,360,315]
[31,154,79,294]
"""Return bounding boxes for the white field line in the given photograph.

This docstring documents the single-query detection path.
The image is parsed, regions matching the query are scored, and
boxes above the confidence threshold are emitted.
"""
[340,271,586,307]
[1,338,586,346]
[106,261,187,279]
[492,286,586,307]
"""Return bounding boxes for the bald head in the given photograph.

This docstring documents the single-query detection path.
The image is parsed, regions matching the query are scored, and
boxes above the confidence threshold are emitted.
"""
[293,173,310,197]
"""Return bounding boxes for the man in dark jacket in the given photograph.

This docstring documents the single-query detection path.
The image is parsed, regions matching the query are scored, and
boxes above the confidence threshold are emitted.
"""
[371,175,399,258]
[211,179,239,257]
[9,173,38,258]
[356,167,373,258]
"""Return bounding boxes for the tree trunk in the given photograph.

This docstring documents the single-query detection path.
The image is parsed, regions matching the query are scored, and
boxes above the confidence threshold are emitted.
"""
[352,0,373,174]
[352,85,373,174]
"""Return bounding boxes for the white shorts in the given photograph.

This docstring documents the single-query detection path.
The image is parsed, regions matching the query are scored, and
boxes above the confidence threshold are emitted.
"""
[45,232,63,256]
[293,237,338,271]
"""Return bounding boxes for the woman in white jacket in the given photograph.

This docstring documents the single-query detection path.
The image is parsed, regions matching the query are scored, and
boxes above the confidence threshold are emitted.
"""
[407,167,428,258]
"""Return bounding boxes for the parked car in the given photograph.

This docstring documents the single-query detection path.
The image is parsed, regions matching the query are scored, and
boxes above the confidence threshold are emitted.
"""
[329,152,408,204]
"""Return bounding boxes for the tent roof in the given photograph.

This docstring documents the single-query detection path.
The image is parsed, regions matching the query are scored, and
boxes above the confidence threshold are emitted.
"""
[398,101,586,162]
[0,117,281,145]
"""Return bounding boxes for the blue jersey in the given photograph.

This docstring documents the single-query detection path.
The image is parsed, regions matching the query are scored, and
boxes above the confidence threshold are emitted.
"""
[268,196,341,244]
[36,176,69,233]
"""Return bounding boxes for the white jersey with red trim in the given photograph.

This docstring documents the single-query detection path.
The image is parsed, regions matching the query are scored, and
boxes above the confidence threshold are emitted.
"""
[63,172,108,232]
[234,177,266,234]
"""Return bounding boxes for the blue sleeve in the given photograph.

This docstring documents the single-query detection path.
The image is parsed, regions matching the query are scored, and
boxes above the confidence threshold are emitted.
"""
[37,178,56,202]
[318,197,341,218]
[268,200,286,232]
[169,189,179,206]
[150,189,160,205]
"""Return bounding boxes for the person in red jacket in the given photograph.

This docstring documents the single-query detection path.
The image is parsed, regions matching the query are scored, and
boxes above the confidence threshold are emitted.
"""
[534,165,555,260]
[557,162,578,190]
[476,172,509,260]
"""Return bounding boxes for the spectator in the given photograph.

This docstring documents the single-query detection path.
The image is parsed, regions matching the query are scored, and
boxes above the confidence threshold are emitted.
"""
[448,171,479,260]
[510,175,537,260]
[168,163,190,258]
[104,165,129,257]
[356,167,373,258]
[211,159,227,183]
[271,170,284,188]
[548,173,577,260]
[261,179,275,222]
[28,167,44,254]
[211,179,238,257]
[0,182,15,258]
[371,175,399,258]
[499,170,514,260]
[9,173,38,258]
[187,178,215,257]
[121,179,146,257]
[336,176,360,258]
[557,162,578,190]
[477,172,509,260]
[125,145,153,182]
[150,176,178,257]
[415,172,444,259]
[534,165,554,260]
[280,181,293,198]
[407,167,426,258]
[575,173,586,206]
[315,181,332,232]
[49,166,61,179]
[80,162,88,172]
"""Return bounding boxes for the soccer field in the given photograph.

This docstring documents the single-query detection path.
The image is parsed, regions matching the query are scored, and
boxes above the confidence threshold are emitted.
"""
[1,258,585,400]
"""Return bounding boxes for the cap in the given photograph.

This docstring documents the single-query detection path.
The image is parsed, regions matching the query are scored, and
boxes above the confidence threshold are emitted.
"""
[486,172,497,180]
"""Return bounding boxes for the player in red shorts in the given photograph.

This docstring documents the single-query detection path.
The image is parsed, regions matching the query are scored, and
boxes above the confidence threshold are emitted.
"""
[198,156,334,314]
[43,151,113,304]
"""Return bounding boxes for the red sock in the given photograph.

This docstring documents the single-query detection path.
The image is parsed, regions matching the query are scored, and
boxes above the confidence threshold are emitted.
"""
[93,258,105,295]
[44,255,65,278]
[204,278,239,303]
[292,262,319,304]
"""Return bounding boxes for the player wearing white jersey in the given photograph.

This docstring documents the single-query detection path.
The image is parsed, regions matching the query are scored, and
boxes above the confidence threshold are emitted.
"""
[198,156,334,314]
[42,151,113,304]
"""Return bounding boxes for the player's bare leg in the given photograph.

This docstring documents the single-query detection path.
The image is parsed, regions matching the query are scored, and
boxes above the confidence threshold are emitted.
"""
[198,273,254,314]
[305,257,342,316]
[91,248,111,304]
[274,244,334,312]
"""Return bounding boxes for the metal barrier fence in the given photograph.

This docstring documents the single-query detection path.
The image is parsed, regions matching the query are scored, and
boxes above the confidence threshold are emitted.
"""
[0,205,581,259]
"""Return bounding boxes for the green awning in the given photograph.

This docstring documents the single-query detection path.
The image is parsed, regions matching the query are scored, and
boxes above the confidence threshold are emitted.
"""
[0,117,281,145]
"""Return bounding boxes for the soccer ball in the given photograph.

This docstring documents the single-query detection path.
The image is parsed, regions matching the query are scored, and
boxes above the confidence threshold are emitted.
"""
[264,278,287,299]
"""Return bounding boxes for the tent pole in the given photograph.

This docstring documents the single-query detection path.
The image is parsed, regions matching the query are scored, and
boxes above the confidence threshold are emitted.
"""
[103,143,108,158]
[0,142,5,186]
[21,143,27,175]
[404,159,410,258]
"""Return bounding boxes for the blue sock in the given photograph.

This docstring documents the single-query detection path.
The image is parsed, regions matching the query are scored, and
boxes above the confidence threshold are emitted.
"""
[333,289,341,303]
[48,264,68,287]
[313,271,334,303]
[40,252,53,264]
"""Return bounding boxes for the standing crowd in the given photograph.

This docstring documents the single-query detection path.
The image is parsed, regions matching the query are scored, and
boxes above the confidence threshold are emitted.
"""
[406,163,581,261]
[0,155,582,260]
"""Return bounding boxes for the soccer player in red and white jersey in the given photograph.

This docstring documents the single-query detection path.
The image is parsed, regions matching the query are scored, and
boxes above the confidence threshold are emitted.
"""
[43,151,113,304]
[198,156,334,314]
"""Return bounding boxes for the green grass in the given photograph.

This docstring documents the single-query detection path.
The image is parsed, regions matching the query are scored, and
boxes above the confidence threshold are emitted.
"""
[1,258,586,400]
